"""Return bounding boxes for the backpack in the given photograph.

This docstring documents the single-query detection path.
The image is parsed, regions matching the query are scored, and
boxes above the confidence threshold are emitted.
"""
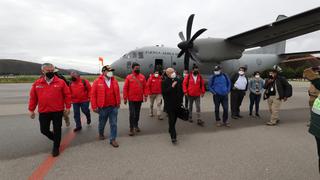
[210,73,229,89]
[286,83,293,98]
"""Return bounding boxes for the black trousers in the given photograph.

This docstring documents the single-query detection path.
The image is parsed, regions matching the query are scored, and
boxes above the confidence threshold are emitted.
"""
[39,111,63,149]
[167,110,177,139]
[213,94,229,123]
[231,90,246,116]
[249,93,261,115]
[184,95,188,108]
[129,101,142,129]
[316,136,320,173]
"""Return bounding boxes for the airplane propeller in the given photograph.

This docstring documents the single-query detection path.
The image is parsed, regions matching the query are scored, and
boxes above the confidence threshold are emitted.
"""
[177,14,207,71]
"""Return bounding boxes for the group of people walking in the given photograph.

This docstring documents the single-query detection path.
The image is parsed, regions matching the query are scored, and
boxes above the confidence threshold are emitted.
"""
[28,62,292,157]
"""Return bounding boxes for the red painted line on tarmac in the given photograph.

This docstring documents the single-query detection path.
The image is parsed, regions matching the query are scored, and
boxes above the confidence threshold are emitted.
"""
[28,118,85,180]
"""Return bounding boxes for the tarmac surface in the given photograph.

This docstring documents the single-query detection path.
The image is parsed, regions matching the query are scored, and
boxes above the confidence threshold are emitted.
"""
[0,82,319,180]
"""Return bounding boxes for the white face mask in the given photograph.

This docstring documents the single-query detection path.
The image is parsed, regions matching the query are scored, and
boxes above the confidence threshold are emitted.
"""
[239,71,244,75]
[171,72,176,79]
[106,72,113,78]
[255,75,260,78]
[214,71,221,75]
[154,73,159,78]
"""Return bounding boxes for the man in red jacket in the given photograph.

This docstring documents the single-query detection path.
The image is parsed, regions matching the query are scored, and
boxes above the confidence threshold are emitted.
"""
[91,65,120,148]
[69,71,92,132]
[28,63,71,157]
[183,65,205,126]
[147,70,163,120]
[123,62,147,136]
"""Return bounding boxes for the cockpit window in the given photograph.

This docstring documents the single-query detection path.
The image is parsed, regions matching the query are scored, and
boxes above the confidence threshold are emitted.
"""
[138,52,143,59]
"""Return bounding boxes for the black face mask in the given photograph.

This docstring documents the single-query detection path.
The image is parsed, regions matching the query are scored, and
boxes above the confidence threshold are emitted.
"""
[269,75,274,79]
[193,71,199,75]
[71,77,77,81]
[45,72,54,79]
[134,69,140,74]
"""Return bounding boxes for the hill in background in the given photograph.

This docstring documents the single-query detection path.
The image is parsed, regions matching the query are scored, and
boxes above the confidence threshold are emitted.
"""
[0,59,92,75]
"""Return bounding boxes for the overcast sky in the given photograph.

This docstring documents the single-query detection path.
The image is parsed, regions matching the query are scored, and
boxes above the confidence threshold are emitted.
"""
[0,0,319,73]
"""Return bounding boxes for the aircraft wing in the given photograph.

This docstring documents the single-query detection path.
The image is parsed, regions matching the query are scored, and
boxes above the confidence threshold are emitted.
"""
[226,7,320,48]
[279,50,320,57]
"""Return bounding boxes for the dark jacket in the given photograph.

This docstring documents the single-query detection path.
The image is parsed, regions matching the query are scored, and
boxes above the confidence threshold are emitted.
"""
[162,77,183,111]
[263,76,291,100]
[309,79,320,138]
[230,73,248,91]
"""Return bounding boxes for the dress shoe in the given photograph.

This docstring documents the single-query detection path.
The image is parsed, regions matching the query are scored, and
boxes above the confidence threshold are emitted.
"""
[73,127,82,132]
[52,147,60,157]
[110,140,119,148]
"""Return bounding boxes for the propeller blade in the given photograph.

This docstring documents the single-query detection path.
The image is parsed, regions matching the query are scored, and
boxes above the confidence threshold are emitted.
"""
[177,50,184,58]
[184,53,190,70]
[190,28,207,43]
[178,32,185,41]
[186,14,195,40]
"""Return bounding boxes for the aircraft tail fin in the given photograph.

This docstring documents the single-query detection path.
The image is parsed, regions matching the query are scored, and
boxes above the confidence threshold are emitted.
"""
[244,15,287,55]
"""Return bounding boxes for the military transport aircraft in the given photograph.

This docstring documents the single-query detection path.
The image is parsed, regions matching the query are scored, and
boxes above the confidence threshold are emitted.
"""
[111,7,320,79]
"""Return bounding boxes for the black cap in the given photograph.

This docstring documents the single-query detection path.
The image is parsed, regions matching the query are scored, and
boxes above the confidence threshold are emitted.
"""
[102,65,115,72]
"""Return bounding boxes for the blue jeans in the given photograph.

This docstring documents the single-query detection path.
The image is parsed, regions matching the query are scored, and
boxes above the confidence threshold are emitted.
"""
[213,94,229,123]
[98,107,118,142]
[73,101,91,128]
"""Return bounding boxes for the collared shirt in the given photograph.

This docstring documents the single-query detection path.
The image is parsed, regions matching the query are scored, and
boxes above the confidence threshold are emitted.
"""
[234,75,247,90]
[105,77,111,88]
[192,75,198,84]
[46,77,53,85]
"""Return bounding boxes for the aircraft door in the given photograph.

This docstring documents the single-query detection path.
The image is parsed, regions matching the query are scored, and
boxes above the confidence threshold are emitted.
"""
[154,59,163,72]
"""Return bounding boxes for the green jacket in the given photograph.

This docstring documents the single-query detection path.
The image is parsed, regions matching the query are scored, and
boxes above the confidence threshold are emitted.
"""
[309,79,320,138]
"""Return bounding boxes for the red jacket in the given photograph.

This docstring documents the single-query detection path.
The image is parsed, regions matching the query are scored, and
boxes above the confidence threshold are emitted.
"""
[69,78,91,103]
[29,76,71,113]
[183,72,205,97]
[123,73,147,101]
[91,75,121,110]
[146,74,162,95]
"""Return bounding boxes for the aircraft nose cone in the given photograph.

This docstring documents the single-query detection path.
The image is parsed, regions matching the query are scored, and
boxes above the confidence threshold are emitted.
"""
[178,41,192,50]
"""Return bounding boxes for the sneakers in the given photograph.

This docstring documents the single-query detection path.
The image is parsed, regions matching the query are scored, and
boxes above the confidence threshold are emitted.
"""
[255,114,260,118]
[157,115,163,120]
[73,127,82,132]
[110,140,119,148]
[52,147,60,157]
[188,119,193,123]
[266,122,276,126]
[224,122,231,127]
[216,121,222,127]
[149,113,153,117]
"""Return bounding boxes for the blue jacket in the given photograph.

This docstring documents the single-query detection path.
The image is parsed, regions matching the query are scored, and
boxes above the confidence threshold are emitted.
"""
[208,73,231,96]
[248,78,264,94]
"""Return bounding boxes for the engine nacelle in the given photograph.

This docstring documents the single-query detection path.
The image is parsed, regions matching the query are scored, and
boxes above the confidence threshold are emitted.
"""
[192,38,244,62]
